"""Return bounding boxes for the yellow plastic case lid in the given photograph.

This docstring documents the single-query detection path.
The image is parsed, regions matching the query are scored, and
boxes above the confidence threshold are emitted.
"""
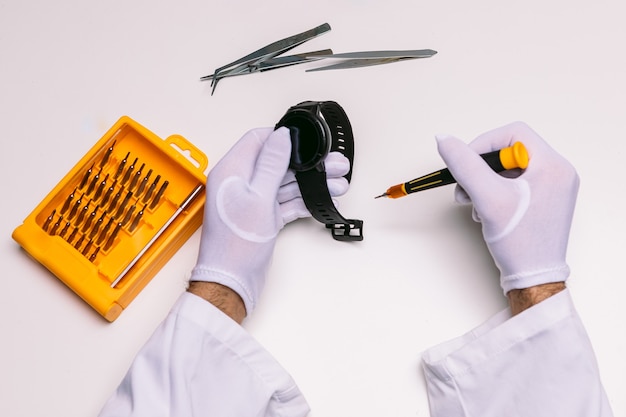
[12,116,208,321]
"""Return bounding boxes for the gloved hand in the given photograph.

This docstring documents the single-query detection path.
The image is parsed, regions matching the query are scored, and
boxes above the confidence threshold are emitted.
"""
[436,122,579,294]
[190,127,350,314]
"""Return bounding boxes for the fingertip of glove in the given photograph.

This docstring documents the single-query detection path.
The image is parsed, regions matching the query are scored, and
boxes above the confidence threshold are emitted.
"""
[328,177,349,196]
[453,185,472,205]
[270,126,292,145]
[325,152,351,176]
[435,133,465,160]
[273,125,291,137]
[264,127,292,160]
[244,127,275,141]
[280,199,312,224]
[435,133,456,143]
[435,133,465,152]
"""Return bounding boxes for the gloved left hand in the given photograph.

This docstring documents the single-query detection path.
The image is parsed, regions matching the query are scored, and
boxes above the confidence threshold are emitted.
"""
[190,127,350,315]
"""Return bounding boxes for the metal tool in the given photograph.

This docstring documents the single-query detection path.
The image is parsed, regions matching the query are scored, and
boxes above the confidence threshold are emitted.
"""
[61,188,76,215]
[129,205,146,233]
[137,169,152,197]
[116,152,130,179]
[201,23,332,94]
[122,158,138,185]
[79,164,94,190]
[100,141,115,169]
[98,218,114,245]
[94,174,109,201]
[104,222,122,252]
[86,168,102,196]
[108,190,122,213]
[89,212,107,239]
[115,191,133,219]
[69,193,83,220]
[201,49,333,81]
[82,205,98,233]
[121,204,136,226]
[89,247,100,263]
[150,180,169,209]
[101,180,116,208]
[68,227,79,244]
[74,233,85,250]
[129,163,145,192]
[305,49,437,72]
[42,210,55,232]
[82,239,93,256]
[59,221,70,238]
[143,175,161,204]
[50,215,63,235]
[76,199,91,226]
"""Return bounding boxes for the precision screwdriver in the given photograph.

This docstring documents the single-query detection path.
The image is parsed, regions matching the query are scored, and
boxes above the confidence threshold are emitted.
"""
[375,142,529,199]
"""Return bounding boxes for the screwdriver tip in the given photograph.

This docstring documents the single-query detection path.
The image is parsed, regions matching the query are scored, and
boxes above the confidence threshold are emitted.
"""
[374,192,388,199]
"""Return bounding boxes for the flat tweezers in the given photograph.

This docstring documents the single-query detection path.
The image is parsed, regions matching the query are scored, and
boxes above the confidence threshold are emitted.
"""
[305,49,438,72]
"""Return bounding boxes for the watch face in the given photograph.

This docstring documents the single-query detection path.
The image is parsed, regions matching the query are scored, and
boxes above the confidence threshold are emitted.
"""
[278,110,329,172]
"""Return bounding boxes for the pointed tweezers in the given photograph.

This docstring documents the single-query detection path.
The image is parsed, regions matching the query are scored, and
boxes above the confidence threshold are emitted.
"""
[200,49,333,81]
[202,23,331,94]
[305,49,437,72]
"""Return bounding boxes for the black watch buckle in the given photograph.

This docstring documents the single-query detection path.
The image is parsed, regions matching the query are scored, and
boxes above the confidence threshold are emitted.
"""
[327,220,364,241]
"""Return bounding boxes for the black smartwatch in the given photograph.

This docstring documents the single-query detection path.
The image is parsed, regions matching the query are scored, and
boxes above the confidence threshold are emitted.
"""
[275,100,363,241]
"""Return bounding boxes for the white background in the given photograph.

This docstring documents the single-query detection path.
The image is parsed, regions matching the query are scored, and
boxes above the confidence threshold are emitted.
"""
[1,1,624,416]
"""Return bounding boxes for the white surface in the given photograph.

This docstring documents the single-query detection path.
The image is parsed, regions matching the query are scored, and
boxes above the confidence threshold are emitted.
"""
[1,1,624,416]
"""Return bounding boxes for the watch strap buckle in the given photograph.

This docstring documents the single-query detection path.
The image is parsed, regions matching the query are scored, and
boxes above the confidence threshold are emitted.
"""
[327,220,364,241]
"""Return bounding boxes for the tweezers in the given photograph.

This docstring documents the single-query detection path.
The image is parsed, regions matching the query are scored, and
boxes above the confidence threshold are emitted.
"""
[201,23,332,94]
[305,49,437,72]
[200,49,333,80]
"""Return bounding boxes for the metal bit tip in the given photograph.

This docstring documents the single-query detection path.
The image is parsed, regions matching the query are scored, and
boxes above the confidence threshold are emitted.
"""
[374,192,388,199]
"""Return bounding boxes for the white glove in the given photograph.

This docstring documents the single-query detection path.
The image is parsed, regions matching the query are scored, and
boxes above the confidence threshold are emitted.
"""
[190,127,350,314]
[436,122,579,294]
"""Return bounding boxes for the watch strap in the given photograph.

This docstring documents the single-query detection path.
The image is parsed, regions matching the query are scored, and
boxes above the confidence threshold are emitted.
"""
[295,168,363,241]
[292,101,363,241]
[316,101,355,182]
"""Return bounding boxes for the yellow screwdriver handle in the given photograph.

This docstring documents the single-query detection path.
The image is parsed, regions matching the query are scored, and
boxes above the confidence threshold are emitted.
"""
[499,141,529,170]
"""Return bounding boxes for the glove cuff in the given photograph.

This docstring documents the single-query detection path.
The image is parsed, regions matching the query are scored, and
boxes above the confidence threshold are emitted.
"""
[190,266,255,314]
[500,264,570,294]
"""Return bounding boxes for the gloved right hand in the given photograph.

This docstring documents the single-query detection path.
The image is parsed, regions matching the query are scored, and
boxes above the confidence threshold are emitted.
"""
[436,122,580,294]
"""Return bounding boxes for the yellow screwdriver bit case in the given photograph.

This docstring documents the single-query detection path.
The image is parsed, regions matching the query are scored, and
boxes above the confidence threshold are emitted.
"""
[12,116,208,321]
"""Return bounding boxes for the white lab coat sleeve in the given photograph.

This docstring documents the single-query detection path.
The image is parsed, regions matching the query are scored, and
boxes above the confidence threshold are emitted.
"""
[421,288,613,417]
[98,291,310,417]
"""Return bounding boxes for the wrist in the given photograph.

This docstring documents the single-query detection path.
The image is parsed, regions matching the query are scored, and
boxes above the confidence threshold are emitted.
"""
[506,282,566,316]
[188,281,247,324]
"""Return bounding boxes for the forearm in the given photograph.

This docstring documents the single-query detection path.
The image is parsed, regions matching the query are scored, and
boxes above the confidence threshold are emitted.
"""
[188,281,247,324]
[506,282,566,315]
